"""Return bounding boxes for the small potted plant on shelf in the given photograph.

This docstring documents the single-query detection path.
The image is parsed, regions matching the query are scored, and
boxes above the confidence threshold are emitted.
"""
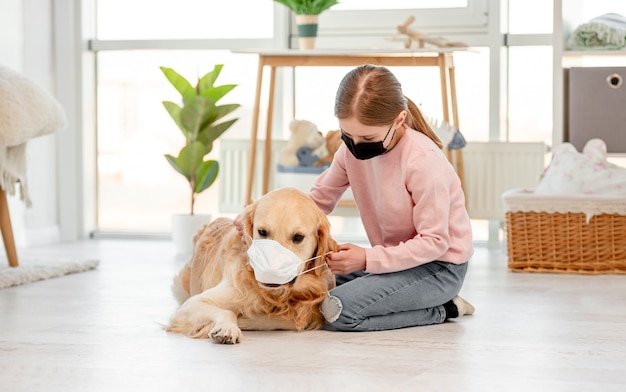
[273,0,339,49]
[160,64,240,254]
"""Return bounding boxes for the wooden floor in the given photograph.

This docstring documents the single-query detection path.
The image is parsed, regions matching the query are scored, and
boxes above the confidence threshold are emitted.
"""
[1,238,625,391]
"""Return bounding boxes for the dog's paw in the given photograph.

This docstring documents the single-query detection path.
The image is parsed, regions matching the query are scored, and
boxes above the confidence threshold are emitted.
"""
[209,323,242,344]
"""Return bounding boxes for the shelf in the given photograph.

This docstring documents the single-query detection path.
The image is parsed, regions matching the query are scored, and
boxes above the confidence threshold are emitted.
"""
[562,49,626,57]
[553,0,626,147]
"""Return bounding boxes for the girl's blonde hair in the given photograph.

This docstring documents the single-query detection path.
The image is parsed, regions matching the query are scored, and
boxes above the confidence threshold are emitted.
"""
[334,64,443,149]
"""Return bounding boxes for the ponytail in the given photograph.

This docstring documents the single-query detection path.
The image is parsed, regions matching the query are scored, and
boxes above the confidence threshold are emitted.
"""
[405,96,443,149]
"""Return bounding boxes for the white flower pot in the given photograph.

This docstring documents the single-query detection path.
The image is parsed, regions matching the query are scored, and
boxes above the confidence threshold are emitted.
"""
[170,214,212,255]
[296,14,319,50]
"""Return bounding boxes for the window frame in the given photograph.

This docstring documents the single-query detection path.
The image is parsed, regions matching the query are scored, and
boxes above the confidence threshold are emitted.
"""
[319,0,489,35]
[62,0,502,239]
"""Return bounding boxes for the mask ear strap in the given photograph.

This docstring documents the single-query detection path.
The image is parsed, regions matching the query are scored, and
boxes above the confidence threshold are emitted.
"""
[298,251,333,276]
[303,251,332,263]
[298,263,329,276]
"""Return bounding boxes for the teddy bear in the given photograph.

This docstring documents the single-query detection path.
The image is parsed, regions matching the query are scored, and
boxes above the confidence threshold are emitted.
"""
[278,119,326,167]
[315,129,342,167]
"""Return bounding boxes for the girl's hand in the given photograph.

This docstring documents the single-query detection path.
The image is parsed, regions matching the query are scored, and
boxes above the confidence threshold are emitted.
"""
[325,243,366,275]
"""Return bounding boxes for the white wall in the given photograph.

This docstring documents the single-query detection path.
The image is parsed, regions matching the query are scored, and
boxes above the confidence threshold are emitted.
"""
[0,0,21,69]
[0,0,61,247]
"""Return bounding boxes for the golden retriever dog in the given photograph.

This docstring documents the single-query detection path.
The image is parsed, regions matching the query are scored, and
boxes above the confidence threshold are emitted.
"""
[167,187,337,344]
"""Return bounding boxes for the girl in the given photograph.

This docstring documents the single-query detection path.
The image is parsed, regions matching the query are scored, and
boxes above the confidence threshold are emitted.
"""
[311,64,475,331]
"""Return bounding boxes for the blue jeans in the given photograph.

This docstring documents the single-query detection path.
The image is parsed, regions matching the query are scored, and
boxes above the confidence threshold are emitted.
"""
[321,261,468,332]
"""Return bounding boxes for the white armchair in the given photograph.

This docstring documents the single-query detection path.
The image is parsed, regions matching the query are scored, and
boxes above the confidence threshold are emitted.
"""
[0,65,66,267]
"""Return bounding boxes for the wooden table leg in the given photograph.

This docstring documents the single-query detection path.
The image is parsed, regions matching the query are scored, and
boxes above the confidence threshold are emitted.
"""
[448,54,460,129]
[245,59,265,205]
[0,189,18,267]
[438,53,450,124]
[262,66,277,195]
[438,53,466,199]
[447,55,466,195]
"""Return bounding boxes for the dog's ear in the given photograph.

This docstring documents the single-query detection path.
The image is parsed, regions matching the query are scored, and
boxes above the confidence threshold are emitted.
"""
[315,208,338,258]
[241,200,257,237]
[314,210,338,290]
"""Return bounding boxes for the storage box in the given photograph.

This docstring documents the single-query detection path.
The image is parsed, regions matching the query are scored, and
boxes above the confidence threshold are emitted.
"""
[567,67,626,153]
[502,189,626,274]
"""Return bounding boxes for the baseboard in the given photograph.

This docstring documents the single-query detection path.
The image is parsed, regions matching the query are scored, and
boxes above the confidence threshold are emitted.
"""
[5,224,62,248]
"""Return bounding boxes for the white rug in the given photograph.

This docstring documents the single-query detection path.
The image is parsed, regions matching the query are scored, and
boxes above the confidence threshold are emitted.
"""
[0,258,100,289]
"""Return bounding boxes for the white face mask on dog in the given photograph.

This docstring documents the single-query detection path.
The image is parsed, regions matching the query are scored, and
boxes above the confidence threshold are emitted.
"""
[246,238,329,285]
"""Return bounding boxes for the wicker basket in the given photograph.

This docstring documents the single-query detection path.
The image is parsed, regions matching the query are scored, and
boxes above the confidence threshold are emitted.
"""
[502,189,626,274]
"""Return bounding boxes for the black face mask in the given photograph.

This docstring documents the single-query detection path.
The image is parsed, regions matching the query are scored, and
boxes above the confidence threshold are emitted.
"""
[341,125,396,160]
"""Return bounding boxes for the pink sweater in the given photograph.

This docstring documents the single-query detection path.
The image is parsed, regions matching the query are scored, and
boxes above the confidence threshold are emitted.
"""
[310,129,474,274]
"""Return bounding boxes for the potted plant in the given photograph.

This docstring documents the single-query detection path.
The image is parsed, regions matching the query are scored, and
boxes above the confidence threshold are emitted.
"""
[273,0,339,49]
[160,64,240,254]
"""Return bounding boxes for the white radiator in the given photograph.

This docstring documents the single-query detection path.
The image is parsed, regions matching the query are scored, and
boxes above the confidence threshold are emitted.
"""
[219,139,288,213]
[220,139,548,221]
[462,142,547,221]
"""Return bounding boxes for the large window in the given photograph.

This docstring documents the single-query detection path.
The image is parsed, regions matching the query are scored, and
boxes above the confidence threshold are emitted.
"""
[96,0,274,39]
[334,0,469,10]
[506,0,553,144]
[95,50,259,232]
[323,0,487,33]
[92,0,275,234]
[89,0,515,243]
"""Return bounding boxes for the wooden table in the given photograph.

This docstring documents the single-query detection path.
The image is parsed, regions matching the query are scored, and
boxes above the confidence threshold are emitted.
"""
[239,49,466,205]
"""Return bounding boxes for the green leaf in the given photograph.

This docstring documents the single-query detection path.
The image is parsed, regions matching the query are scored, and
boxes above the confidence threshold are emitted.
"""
[197,64,238,103]
[178,142,207,174]
[194,160,219,193]
[274,0,299,12]
[162,101,190,139]
[180,96,216,143]
[200,84,238,102]
[160,67,195,101]
[166,142,206,185]
[211,103,241,123]
[198,118,239,149]
[164,154,189,180]
[197,64,222,94]
[198,103,240,131]
[273,0,338,15]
